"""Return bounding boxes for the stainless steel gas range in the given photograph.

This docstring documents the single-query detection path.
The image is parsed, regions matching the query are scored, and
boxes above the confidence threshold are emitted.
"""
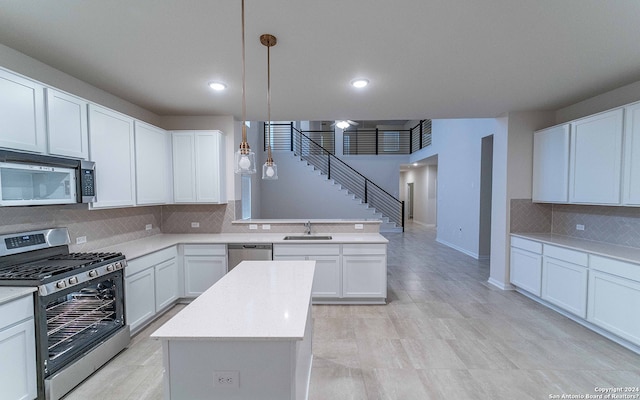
[0,228,130,400]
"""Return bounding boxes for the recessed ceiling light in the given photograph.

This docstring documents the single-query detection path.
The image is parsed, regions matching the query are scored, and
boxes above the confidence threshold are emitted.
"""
[350,78,369,88]
[208,81,227,91]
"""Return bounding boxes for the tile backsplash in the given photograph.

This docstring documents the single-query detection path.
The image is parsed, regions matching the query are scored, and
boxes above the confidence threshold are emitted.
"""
[511,199,640,248]
[0,204,162,252]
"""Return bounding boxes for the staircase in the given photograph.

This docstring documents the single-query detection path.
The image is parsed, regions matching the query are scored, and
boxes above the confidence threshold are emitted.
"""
[267,124,404,232]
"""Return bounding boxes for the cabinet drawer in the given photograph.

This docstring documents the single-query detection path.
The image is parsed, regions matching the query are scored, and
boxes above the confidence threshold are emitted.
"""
[543,245,588,266]
[183,244,226,256]
[0,295,33,328]
[510,237,542,253]
[273,244,340,256]
[590,255,640,282]
[127,246,177,277]
[342,244,386,255]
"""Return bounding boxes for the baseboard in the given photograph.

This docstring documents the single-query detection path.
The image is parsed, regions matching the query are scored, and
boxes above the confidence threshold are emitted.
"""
[487,277,515,290]
[436,238,479,259]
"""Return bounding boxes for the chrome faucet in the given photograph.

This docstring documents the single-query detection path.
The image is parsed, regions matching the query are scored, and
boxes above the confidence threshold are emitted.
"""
[304,221,312,235]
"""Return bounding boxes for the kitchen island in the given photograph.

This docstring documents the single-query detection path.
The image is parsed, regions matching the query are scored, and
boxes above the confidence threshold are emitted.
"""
[151,260,315,400]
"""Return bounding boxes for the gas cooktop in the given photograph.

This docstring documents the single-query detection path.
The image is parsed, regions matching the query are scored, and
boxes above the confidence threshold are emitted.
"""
[0,252,123,281]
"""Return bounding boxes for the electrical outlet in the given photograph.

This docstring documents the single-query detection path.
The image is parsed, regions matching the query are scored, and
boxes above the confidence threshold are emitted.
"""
[191,222,200,228]
[213,371,239,388]
[249,224,258,230]
[145,224,152,231]
[262,224,271,230]
[576,224,585,231]
[76,236,87,244]
[354,224,364,230]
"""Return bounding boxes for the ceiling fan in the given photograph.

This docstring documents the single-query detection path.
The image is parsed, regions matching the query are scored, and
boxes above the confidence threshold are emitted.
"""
[332,120,359,129]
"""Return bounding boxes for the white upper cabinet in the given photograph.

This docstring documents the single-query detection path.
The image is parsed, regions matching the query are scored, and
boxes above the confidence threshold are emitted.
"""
[623,101,640,205]
[569,108,623,205]
[172,130,226,203]
[88,104,136,208]
[46,88,89,159]
[532,124,570,202]
[0,69,46,153]
[134,121,171,205]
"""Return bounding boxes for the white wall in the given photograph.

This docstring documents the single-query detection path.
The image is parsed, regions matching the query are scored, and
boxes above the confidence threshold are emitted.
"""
[488,111,555,289]
[258,153,389,220]
[429,119,498,258]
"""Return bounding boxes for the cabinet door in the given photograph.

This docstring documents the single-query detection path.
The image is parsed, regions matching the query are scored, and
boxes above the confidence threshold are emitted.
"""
[588,270,640,346]
[532,124,569,202]
[541,257,588,317]
[509,247,542,296]
[309,255,341,298]
[155,258,180,311]
[46,88,89,159]
[623,101,640,205]
[135,121,170,205]
[342,255,386,298]
[183,256,227,297]
[88,104,136,208]
[569,109,623,204]
[195,131,224,203]
[0,69,46,153]
[0,319,37,400]
[125,268,156,334]
[172,132,196,203]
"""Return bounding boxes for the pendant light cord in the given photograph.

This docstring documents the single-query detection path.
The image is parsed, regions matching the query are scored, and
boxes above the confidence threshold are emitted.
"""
[240,0,248,152]
[267,39,272,162]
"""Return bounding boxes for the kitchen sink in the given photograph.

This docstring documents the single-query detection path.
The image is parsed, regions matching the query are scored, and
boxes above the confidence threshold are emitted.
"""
[283,235,333,240]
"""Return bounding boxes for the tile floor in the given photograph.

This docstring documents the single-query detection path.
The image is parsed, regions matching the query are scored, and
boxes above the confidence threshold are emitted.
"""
[64,223,640,400]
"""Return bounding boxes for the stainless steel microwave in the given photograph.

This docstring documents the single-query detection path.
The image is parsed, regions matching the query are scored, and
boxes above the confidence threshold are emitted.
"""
[0,150,96,206]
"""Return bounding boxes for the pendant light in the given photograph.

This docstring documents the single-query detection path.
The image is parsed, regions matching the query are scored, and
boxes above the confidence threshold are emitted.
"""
[234,0,256,174]
[261,33,278,180]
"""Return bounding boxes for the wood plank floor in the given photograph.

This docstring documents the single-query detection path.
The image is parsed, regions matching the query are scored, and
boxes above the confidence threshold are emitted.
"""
[64,223,640,399]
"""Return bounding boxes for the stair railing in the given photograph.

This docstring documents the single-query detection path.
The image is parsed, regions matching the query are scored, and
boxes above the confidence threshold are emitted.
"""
[282,125,404,231]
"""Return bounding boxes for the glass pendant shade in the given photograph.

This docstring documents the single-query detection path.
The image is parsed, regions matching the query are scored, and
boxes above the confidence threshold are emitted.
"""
[234,148,256,174]
[262,161,278,180]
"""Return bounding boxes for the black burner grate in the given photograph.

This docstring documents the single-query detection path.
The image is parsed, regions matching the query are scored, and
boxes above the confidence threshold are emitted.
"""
[0,252,122,280]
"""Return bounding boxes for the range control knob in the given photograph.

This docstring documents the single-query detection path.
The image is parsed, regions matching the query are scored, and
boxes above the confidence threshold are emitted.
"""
[115,261,123,270]
[68,276,78,285]
[55,281,66,289]
[88,270,98,278]
[106,264,115,272]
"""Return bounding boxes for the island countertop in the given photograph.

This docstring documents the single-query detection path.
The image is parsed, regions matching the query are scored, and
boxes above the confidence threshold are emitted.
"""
[151,260,315,341]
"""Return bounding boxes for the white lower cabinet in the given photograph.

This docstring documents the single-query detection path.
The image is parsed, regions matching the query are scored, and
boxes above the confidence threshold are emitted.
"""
[125,268,156,334]
[155,258,180,311]
[509,237,543,296]
[342,244,387,299]
[588,256,640,346]
[182,245,227,297]
[273,243,387,303]
[541,257,588,318]
[125,246,178,334]
[273,244,341,299]
[0,295,37,400]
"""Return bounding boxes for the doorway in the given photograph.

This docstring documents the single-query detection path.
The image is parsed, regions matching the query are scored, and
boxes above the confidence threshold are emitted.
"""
[479,135,493,259]
[407,182,414,220]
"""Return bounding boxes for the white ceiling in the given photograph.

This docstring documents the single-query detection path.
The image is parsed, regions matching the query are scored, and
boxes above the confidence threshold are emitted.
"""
[1,1,640,121]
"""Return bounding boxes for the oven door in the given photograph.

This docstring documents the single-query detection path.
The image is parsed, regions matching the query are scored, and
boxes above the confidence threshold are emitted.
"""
[37,270,125,377]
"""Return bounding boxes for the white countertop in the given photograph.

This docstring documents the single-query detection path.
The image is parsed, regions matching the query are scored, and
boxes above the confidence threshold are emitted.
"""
[100,232,387,261]
[151,260,315,341]
[0,287,36,305]
[232,219,382,224]
[512,233,640,265]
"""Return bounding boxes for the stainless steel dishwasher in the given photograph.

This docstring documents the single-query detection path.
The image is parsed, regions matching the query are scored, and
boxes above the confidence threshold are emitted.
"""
[227,243,273,271]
